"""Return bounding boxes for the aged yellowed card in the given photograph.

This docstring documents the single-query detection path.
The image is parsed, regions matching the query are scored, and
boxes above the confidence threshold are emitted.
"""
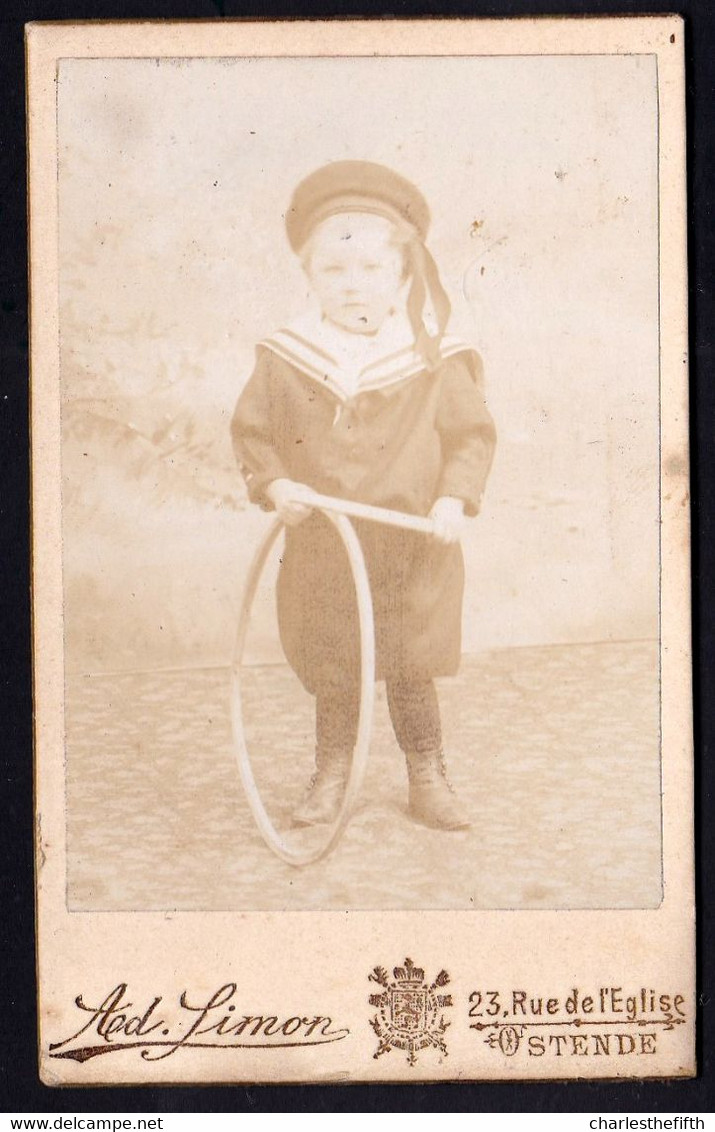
[28,16,693,1083]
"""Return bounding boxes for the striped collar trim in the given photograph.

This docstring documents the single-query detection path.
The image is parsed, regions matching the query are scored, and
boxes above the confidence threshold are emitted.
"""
[259,328,471,402]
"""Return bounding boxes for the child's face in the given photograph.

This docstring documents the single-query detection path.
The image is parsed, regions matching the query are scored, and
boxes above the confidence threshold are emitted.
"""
[304,213,406,335]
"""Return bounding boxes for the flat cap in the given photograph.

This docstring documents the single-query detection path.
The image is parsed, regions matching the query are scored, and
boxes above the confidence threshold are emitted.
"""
[285,160,431,251]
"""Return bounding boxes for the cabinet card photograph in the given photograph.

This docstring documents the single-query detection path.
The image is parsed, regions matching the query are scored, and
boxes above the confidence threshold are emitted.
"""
[29,17,693,1083]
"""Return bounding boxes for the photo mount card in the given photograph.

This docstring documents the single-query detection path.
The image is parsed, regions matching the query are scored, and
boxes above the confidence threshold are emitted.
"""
[28,16,694,1084]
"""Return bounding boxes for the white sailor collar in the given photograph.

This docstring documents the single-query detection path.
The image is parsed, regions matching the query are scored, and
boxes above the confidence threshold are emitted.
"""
[259,309,472,403]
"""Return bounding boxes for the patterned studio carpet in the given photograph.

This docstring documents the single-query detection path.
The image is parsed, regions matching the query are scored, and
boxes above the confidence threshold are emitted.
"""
[65,641,661,911]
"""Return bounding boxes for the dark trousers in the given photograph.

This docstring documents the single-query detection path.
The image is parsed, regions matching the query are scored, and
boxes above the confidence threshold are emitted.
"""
[316,677,442,758]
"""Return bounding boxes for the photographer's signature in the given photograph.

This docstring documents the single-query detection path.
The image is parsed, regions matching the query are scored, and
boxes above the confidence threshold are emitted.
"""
[49,982,350,1062]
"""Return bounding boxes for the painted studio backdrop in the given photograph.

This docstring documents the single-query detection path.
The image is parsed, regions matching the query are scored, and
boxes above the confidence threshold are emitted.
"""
[58,55,661,911]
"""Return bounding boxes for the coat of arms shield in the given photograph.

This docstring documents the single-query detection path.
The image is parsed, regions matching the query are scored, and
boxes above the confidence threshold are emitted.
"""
[390,988,428,1033]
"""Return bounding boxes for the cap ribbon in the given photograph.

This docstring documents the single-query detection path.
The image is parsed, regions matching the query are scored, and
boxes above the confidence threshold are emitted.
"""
[406,239,452,370]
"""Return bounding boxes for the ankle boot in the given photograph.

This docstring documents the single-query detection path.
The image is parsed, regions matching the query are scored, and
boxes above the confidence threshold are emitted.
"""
[405,749,471,830]
[291,750,352,826]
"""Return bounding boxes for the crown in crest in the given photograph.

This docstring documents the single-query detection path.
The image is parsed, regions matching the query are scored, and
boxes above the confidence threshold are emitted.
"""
[393,957,424,987]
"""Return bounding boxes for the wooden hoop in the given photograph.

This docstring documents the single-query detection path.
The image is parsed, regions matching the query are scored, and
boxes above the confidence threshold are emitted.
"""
[230,511,376,867]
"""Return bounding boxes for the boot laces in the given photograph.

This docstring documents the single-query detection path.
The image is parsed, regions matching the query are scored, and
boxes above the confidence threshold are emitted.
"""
[305,756,350,794]
[437,751,455,791]
[409,750,457,793]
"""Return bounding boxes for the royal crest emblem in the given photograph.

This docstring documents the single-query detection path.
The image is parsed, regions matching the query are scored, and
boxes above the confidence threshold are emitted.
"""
[368,957,452,1065]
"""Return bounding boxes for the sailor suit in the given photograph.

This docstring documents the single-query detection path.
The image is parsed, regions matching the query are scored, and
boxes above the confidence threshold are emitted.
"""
[231,312,496,693]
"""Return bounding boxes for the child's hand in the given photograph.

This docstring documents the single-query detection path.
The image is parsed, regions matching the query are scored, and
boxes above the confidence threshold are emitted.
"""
[266,479,314,526]
[429,496,467,544]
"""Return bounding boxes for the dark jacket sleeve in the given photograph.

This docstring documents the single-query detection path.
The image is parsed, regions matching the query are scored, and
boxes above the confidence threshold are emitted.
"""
[231,349,288,509]
[435,350,497,515]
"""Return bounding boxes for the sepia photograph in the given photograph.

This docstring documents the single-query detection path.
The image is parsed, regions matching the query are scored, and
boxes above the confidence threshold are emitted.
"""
[29,17,693,1084]
[58,50,661,911]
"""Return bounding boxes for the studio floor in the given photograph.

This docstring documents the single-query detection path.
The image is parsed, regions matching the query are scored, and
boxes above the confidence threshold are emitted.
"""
[65,640,662,911]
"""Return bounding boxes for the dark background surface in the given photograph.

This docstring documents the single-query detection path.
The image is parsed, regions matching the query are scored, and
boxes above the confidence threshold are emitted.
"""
[1,0,713,1114]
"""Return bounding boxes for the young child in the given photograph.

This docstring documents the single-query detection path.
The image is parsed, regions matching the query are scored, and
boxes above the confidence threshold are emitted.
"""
[232,161,496,831]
